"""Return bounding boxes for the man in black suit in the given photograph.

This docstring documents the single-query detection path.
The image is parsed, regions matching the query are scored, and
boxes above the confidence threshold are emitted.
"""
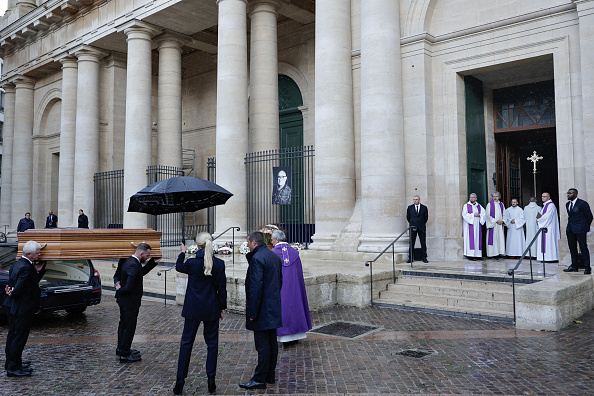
[563,188,594,274]
[406,195,429,263]
[114,243,160,362]
[16,213,35,233]
[44,211,58,228]
[77,209,89,229]
[4,240,45,377]
[239,232,283,390]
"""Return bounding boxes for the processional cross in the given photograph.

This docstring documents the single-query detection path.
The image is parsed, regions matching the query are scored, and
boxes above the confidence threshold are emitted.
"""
[527,151,543,197]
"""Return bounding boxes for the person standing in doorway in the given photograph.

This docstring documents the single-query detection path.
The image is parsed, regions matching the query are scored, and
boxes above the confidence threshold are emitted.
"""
[523,197,542,258]
[504,198,526,258]
[485,192,506,259]
[563,188,593,274]
[78,209,89,229]
[239,232,282,390]
[406,195,429,263]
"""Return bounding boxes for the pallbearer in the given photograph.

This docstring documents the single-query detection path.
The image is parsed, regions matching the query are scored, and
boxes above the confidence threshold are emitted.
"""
[462,193,486,260]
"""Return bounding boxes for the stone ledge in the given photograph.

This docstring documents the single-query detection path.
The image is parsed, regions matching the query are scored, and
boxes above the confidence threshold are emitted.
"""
[516,274,593,331]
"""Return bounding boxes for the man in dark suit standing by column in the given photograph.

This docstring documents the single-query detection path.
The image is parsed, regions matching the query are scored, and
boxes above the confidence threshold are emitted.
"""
[239,231,282,390]
[407,195,429,263]
[4,240,45,377]
[563,188,594,274]
[114,243,160,362]
[45,211,58,228]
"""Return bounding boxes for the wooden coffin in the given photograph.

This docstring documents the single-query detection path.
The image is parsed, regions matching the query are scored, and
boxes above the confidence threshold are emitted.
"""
[17,229,162,260]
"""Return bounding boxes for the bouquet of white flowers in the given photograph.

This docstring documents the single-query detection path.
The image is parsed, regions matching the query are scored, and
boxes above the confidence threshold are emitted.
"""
[186,244,199,256]
[239,241,250,255]
[213,241,233,255]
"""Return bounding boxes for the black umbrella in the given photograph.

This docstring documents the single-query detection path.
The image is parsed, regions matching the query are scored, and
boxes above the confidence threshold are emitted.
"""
[127,176,233,243]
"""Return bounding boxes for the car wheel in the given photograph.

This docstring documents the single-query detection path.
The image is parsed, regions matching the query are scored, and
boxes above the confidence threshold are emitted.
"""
[66,307,87,315]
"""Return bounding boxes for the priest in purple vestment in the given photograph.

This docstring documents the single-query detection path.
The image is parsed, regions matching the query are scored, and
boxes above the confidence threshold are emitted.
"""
[271,230,312,345]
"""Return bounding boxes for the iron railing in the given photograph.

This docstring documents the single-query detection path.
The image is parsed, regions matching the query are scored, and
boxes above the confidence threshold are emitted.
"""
[364,227,415,304]
[507,227,547,324]
[93,169,124,229]
[157,265,176,306]
[146,165,184,246]
[244,146,315,245]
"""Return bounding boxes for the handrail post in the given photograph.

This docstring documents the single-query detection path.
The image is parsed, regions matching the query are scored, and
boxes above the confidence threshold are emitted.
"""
[511,270,516,324]
[164,270,167,306]
[409,226,415,268]
[542,228,547,277]
[392,243,396,284]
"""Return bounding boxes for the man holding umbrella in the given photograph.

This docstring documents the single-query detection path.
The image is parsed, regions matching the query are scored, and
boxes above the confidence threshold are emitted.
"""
[114,243,160,362]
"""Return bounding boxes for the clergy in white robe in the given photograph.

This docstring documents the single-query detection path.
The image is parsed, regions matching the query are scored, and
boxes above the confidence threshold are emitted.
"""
[504,199,526,256]
[523,197,542,258]
[485,192,506,258]
[536,192,560,261]
[462,193,486,258]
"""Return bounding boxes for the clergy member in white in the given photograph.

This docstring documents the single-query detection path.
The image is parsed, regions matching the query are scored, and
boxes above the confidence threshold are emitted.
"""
[485,192,506,259]
[524,197,542,258]
[462,193,486,259]
[536,192,560,261]
[504,198,526,257]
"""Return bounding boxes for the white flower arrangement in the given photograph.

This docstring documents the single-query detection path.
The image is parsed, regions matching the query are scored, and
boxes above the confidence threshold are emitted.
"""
[213,241,234,255]
[291,243,306,251]
[239,241,250,255]
[186,244,199,256]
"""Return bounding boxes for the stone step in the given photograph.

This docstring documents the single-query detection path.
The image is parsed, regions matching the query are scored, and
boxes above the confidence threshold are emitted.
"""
[387,282,513,301]
[379,289,514,312]
[395,275,515,292]
[373,297,515,319]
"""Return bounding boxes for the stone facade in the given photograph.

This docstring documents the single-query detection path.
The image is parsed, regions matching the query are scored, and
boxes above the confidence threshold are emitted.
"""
[0,0,591,259]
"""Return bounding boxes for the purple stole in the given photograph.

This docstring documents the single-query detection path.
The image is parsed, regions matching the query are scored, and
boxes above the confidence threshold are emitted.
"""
[540,201,552,253]
[488,200,504,246]
[467,203,482,251]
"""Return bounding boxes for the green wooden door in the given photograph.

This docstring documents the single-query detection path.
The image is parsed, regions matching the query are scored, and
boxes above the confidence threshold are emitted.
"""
[465,75,488,204]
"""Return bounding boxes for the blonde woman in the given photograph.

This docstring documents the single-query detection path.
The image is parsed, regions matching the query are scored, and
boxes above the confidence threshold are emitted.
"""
[174,233,227,395]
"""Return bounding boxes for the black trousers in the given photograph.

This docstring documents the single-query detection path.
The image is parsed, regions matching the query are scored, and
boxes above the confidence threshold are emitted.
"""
[5,313,34,370]
[117,305,139,355]
[409,229,427,259]
[252,329,278,383]
[567,231,590,269]
[177,318,220,380]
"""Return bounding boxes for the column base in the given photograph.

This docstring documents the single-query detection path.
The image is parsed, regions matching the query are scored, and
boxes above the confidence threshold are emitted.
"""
[309,232,338,251]
[358,234,410,254]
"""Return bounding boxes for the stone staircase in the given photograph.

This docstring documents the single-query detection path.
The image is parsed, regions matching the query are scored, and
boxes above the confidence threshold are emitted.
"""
[375,270,524,321]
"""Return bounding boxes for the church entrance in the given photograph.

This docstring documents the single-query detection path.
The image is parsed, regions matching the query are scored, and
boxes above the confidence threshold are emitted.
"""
[492,80,558,207]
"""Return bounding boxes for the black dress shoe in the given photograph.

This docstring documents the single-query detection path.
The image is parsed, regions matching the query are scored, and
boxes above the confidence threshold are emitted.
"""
[21,361,31,368]
[7,368,31,377]
[119,354,142,363]
[239,379,266,389]
[585,268,592,275]
[173,379,184,395]
[116,348,141,357]
[207,376,216,394]
[563,266,579,272]
[406,259,412,263]
[422,258,428,263]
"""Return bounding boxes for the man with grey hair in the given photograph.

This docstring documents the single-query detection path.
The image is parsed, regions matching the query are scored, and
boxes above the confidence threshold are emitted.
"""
[4,241,45,377]
[462,193,486,260]
[406,195,429,263]
[485,192,506,259]
[271,230,312,345]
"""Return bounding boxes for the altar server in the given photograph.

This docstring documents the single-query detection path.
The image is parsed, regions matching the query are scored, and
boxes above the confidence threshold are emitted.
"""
[504,198,526,257]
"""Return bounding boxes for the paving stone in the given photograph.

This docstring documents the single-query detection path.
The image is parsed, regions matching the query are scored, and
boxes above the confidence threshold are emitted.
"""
[1,295,594,394]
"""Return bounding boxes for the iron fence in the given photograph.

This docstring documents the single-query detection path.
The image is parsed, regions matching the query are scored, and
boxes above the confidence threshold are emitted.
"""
[245,145,315,245]
[93,169,124,229]
[147,165,185,247]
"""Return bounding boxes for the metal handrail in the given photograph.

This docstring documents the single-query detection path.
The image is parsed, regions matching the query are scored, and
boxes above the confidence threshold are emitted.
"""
[157,266,176,306]
[507,227,547,324]
[364,226,415,304]
[213,226,241,268]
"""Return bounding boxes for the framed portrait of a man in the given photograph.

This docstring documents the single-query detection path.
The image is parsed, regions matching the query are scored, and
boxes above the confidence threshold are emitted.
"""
[272,166,292,205]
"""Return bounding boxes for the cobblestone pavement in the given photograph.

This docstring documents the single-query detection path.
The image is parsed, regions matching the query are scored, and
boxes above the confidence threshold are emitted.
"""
[1,293,594,395]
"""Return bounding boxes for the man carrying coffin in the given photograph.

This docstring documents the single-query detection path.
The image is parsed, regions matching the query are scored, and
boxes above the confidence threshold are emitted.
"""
[504,198,526,257]
[524,197,542,258]
[536,192,560,262]
[485,192,506,259]
[462,193,486,260]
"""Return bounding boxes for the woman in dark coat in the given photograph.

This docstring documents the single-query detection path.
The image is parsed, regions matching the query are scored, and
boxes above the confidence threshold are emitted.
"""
[174,232,227,395]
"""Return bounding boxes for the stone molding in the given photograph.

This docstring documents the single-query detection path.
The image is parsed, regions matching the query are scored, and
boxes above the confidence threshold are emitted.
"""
[117,19,163,40]
[248,0,280,16]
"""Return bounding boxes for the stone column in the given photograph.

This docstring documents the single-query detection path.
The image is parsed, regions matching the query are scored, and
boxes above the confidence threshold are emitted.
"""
[156,33,185,168]
[358,0,406,252]
[10,76,36,228]
[215,0,248,236]
[311,0,355,250]
[121,21,161,228]
[57,56,78,228]
[0,84,15,228]
[72,47,107,229]
[249,0,280,152]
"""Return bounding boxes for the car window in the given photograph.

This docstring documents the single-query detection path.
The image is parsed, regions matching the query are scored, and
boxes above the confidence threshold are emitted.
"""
[40,260,91,285]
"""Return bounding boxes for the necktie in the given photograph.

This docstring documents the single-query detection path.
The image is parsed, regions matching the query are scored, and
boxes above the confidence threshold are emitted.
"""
[416,206,419,215]
[570,202,574,212]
